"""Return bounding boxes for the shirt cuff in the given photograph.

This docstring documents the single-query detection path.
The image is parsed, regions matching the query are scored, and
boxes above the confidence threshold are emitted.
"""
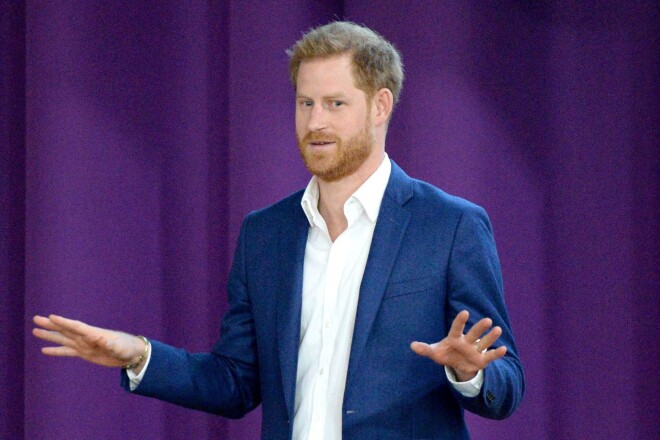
[125,348,152,391]
[444,366,484,398]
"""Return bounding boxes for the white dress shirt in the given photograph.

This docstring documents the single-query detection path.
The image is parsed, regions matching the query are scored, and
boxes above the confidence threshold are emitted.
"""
[293,156,392,440]
[128,154,483,438]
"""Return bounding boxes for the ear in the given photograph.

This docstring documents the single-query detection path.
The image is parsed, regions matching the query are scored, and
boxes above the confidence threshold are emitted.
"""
[372,88,394,126]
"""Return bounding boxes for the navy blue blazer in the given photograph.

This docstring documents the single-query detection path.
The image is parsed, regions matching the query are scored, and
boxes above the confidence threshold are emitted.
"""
[123,161,524,439]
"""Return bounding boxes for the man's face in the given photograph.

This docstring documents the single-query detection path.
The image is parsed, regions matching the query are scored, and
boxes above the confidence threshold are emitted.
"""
[295,54,375,182]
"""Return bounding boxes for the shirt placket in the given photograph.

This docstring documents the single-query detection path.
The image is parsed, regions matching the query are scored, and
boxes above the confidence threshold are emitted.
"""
[307,233,344,438]
[307,200,362,440]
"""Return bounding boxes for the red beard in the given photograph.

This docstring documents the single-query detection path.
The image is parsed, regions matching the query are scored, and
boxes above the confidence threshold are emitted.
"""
[297,123,374,182]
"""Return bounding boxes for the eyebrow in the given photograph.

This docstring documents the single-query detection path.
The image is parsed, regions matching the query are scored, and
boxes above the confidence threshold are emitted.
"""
[296,93,349,100]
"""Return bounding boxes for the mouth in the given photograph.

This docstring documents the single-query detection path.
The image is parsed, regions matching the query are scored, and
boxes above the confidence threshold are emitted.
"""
[309,141,335,146]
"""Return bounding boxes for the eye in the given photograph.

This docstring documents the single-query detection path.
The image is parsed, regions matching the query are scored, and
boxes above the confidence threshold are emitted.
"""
[332,100,345,107]
[298,100,313,108]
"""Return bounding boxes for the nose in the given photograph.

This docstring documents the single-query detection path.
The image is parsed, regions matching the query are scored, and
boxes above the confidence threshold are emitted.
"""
[307,104,328,132]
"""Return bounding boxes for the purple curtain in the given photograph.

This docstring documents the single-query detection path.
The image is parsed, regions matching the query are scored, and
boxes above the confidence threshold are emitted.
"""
[2,1,657,439]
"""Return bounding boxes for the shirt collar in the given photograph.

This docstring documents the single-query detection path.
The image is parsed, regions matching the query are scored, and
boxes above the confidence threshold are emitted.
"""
[301,153,392,226]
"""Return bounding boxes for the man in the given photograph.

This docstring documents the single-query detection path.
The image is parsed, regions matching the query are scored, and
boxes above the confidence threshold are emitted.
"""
[33,22,524,439]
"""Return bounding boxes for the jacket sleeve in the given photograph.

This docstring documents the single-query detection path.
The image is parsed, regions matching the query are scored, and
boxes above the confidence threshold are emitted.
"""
[445,205,525,419]
[120,216,261,418]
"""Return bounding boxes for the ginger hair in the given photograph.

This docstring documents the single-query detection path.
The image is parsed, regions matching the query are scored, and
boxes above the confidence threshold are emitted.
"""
[287,21,404,106]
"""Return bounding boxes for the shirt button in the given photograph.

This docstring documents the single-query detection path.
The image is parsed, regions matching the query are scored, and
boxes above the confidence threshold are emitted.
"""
[324,320,331,328]
[319,368,324,375]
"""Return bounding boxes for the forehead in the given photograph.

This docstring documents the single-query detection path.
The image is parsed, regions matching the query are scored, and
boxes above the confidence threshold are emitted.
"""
[296,54,361,96]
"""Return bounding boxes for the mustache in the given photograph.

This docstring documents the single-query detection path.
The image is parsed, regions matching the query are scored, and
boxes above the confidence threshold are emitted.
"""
[301,133,340,144]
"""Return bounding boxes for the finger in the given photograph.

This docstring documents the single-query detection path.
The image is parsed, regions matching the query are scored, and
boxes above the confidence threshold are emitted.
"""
[32,328,75,347]
[49,315,93,337]
[33,315,62,331]
[33,315,84,340]
[41,346,80,357]
[448,311,469,339]
[476,326,502,351]
[465,317,493,344]
[33,315,48,325]
[482,345,507,364]
[410,341,433,358]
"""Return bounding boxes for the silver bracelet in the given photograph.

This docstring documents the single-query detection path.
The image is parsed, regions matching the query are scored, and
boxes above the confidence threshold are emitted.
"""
[124,335,150,370]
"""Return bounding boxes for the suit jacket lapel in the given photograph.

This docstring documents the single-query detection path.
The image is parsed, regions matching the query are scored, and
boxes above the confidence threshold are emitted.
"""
[277,204,309,421]
[345,162,413,391]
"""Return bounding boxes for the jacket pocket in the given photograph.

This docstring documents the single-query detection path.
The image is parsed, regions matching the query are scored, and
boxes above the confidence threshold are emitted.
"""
[382,276,438,299]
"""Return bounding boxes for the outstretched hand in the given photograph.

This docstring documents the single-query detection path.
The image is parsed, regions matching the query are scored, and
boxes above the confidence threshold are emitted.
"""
[410,310,507,381]
[32,315,148,372]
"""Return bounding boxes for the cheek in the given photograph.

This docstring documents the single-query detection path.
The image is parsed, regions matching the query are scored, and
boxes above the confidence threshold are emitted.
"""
[295,113,306,133]
[343,119,363,137]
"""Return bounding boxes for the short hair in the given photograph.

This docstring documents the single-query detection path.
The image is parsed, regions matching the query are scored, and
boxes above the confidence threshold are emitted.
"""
[287,21,404,106]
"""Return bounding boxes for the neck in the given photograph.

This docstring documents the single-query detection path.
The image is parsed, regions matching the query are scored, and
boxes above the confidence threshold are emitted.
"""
[317,149,385,241]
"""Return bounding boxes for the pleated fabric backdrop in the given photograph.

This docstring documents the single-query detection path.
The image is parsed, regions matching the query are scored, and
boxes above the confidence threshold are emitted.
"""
[1,1,657,439]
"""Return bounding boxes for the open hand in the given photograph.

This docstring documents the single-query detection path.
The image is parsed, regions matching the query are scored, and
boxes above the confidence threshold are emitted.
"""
[410,310,507,381]
[32,315,147,371]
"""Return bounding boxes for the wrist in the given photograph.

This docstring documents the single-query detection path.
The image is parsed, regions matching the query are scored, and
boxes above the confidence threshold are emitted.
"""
[124,335,150,373]
[454,369,478,382]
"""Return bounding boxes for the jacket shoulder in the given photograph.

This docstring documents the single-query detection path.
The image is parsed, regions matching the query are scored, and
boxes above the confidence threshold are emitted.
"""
[240,189,307,238]
[387,161,487,220]
[404,177,489,221]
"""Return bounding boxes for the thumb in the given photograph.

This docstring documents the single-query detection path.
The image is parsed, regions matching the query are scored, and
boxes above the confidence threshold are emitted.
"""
[410,341,433,358]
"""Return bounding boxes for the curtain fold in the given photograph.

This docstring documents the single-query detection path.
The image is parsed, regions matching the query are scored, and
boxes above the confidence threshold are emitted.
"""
[1,2,26,439]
